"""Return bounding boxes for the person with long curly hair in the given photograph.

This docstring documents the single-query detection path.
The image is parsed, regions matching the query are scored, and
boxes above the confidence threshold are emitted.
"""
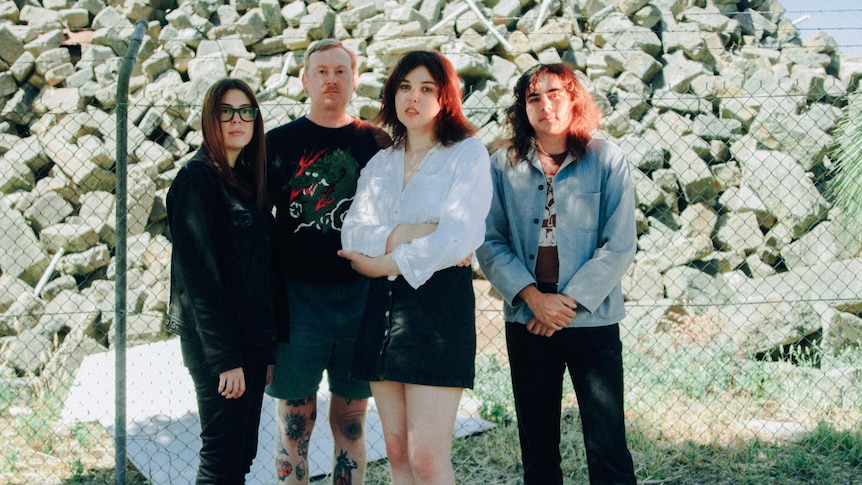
[477,63,638,485]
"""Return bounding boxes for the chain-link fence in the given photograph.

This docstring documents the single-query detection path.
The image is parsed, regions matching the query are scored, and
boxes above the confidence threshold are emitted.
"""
[2,0,862,484]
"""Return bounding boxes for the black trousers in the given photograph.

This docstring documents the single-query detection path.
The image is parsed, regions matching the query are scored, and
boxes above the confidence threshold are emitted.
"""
[188,363,268,485]
[506,321,636,485]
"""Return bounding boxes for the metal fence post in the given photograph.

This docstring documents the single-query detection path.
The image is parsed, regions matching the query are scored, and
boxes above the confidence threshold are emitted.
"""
[115,19,148,485]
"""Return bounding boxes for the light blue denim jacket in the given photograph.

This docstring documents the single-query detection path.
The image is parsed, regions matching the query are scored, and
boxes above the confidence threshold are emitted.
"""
[476,139,637,328]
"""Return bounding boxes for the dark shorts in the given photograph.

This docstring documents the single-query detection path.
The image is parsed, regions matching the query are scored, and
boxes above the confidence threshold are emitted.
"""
[351,266,476,389]
[265,277,372,400]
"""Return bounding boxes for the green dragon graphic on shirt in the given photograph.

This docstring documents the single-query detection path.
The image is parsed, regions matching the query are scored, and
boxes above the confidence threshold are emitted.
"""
[288,148,360,233]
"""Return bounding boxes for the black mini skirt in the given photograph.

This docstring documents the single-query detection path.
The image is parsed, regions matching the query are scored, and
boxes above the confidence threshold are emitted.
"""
[351,266,476,389]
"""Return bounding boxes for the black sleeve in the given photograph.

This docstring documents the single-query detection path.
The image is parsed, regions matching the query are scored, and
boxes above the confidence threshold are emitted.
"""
[167,163,242,376]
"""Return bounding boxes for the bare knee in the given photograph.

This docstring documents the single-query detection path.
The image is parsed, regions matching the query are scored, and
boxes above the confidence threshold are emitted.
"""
[410,445,452,482]
[383,432,410,467]
[410,449,437,479]
[278,397,316,449]
[330,397,367,442]
[336,411,365,441]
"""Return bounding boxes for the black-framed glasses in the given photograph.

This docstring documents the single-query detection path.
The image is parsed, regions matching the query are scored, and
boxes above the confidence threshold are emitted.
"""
[220,106,258,122]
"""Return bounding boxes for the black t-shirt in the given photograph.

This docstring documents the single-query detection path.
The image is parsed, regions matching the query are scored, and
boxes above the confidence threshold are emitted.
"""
[266,116,390,284]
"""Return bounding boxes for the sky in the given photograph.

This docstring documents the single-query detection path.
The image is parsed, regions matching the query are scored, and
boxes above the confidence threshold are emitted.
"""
[778,0,862,55]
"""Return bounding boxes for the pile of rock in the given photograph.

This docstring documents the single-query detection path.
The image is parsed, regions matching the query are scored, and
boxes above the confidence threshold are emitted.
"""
[1,0,862,388]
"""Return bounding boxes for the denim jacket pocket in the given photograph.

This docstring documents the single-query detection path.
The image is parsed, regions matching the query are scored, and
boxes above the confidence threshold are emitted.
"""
[576,192,600,231]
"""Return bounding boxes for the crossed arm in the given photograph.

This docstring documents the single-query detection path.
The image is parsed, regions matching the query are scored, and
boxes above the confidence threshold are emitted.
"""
[338,223,472,278]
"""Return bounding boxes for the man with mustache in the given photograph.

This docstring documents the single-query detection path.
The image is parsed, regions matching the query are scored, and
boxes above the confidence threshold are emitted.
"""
[265,39,391,485]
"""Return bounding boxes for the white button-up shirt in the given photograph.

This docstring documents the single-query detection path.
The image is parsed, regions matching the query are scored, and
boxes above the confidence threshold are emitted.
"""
[341,136,492,288]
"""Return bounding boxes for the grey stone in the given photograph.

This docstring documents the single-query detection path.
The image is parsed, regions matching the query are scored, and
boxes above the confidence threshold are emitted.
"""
[719,185,775,228]
[300,2,335,40]
[637,233,714,274]
[0,274,31,315]
[236,8,269,46]
[714,211,763,254]
[781,220,859,270]
[1,329,51,375]
[678,203,718,240]
[736,8,776,41]
[39,324,104,393]
[690,114,742,141]
[622,262,664,301]
[680,6,729,32]
[818,304,862,356]
[36,289,98,336]
[0,25,24,65]
[619,135,665,171]
[39,274,78,301]
[18,5,63,33]
[57,244,112,276]
[0,157,34,194]
[23,191,73,232]
[668,148,717,204]
[92,5,132,29]
[0,198,48,285]
[1,83,39,125]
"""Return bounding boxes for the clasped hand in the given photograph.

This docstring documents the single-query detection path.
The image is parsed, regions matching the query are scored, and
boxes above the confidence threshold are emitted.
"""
[523,291,578,337]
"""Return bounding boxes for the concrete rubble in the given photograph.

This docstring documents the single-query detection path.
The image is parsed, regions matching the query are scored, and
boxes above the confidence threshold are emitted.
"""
[0,0,860,389]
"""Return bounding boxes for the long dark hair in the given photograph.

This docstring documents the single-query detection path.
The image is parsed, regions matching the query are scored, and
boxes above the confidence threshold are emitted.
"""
[504,63,602,164]
[200,78,270,210]
[376,50,475,148]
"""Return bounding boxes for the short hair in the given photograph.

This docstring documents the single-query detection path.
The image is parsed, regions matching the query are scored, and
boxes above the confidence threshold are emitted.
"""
[303,38,358,75]
[200,78,270,210]
[504,63,602,164]
[376,50,474,147]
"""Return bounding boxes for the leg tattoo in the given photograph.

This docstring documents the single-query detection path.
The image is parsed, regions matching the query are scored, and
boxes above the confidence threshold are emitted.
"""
[333,450,359,485]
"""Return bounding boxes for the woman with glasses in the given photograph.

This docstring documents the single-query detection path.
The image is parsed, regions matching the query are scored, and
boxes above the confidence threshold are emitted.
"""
[166,78,280,484]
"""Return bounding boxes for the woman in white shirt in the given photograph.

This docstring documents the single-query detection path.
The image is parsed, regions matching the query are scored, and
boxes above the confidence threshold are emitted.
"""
[338,50,492,485]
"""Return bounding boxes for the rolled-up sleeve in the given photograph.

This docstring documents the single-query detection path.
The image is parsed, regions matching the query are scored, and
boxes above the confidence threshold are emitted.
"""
[341,150,398,257]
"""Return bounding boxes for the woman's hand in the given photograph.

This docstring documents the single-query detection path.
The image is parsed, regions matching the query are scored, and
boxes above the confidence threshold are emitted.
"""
[265,364,273,386]
[385,223,438,253]
[338,250,401,278]
[456,252,473,268]
[218,367,246,399]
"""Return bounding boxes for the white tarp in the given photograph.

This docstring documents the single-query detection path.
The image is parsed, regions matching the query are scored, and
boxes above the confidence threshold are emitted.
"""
[62,339,495,484]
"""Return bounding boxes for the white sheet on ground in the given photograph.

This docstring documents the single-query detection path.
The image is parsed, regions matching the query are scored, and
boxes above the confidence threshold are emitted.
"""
[61,339,496,485]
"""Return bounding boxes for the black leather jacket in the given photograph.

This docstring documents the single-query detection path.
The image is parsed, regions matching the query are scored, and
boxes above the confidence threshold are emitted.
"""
[166,152,279,377]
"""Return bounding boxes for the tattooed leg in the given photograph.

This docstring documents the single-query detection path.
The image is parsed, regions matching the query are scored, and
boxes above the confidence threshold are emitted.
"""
[276,397,316,485]
[329,395,369,485]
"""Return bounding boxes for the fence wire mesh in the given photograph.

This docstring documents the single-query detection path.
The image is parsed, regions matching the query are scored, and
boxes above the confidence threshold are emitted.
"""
[2,0,862,484]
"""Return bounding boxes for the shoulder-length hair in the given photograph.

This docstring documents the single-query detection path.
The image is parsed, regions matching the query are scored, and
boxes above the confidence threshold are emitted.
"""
[200,78,270,210]
[504,63,602,165]
[375,50,475,148]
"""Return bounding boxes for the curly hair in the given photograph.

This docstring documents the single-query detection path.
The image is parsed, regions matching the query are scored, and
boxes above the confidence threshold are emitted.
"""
[375,50,475,148]
[504,63,602,165]
[200,78,270,210]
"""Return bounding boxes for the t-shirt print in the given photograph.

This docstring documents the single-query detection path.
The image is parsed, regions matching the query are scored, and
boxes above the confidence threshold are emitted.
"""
[288,148,359,233]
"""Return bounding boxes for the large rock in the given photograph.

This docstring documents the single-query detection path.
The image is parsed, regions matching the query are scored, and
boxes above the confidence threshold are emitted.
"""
[0,199,49,285]
[738,150,829,239]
